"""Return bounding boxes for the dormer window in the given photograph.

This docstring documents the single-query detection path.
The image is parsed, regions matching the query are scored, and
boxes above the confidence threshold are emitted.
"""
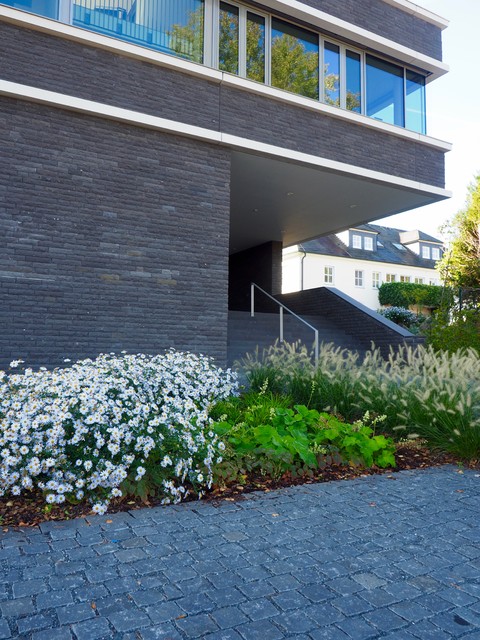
[352,235,362,249]
[421,246,430,259]
[432,247,441,260]
[364,236,373,251]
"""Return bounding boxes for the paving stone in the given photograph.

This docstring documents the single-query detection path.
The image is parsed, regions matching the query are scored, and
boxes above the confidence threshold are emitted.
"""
[16,614,52,635]
[236,618,284,640]
[364,607,408,632]
[36,589,74,610]
[108,608,151,632]
[390,600,437,623]
[56,602,96,625]
[175,612,219,638]
[0,596,35,617]
[145,600,184,624]
[271,589,310,611]
[239,598,280,621]
[12,579,48,598]
[332,594,373,616]
[351,572,387,590]
[139,623,184,639]
[32,628,73,640]
[71,616,112,640]
[211,605,249,629]
[336,616,378,639]
[0,619,10,640]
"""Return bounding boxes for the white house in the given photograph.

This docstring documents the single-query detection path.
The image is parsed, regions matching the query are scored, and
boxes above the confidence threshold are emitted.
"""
[283,225,444,310]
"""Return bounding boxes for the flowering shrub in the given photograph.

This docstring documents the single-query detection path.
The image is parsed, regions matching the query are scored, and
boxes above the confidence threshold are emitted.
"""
[0,351,237,514]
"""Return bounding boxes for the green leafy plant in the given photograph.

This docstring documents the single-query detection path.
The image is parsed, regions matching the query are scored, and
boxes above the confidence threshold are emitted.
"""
[211,397,396,482]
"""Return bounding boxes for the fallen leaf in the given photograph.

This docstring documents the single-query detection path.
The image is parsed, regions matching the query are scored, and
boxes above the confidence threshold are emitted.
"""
[272,513,279,517]
[91,602,96,610]
[456,490,464,493]
[105,519,113,524]
[176,614,187,620]
[369,502,377,507]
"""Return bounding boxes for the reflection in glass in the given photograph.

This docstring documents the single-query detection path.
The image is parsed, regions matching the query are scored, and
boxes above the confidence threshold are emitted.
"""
[324,42,340,107]
[219,2,239,74]
[346,50,361,113]
[0,0,58,19]
[72,0,205,63]
[246,12,265,83]
[366,54,404,127]
[271,18,319,100]
[406,70,426,134]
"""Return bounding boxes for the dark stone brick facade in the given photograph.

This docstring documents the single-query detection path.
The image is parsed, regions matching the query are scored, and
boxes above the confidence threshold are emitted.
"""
[0,22,446,189]
[220,86,445,188]
[229,242,283,311]
[0,97,231,368]
[297,0,442,60]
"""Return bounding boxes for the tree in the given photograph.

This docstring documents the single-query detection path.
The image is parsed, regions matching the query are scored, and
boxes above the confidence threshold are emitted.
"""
[438,175,480,288]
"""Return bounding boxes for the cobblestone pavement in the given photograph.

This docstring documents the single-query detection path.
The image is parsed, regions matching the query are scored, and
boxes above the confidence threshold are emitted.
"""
[1,466,480,640]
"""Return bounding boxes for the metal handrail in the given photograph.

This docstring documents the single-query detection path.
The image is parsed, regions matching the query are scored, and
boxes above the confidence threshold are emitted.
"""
[250,283,319,367]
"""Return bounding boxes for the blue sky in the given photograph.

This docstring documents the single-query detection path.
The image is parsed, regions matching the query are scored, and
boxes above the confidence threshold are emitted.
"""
[378,0,480,239]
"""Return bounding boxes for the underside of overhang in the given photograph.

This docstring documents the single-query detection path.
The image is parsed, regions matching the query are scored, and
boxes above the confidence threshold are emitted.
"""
[229,150,449,254]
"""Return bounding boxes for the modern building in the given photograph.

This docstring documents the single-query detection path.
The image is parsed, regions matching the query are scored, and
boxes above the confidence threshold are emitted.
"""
[0,0,451,368]
[283,225,445,310]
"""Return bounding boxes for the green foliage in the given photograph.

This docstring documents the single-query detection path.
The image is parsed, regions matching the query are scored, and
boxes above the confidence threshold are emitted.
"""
[378,282,449,310]
[236,341,480,461]
[438,175,480,288]
[211,392,396,482]
[427,308,480,354]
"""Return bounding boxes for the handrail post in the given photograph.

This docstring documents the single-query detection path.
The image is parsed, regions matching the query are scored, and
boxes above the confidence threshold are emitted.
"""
[251,283,255,317]
[280,306,284,342]
[314,330,319,369]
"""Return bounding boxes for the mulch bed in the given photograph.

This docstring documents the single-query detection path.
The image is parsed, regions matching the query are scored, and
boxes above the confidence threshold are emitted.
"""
[0,445,476,530]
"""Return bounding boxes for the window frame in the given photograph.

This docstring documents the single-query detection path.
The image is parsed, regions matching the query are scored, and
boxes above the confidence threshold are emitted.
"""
[364,236,374,251]
[354,269,364,288]
[324,265,334,285]
[385,273,396,283]
[431,247,441,261]
[352,234,362,249]
[372,271,381,289]
[421,246,431,259]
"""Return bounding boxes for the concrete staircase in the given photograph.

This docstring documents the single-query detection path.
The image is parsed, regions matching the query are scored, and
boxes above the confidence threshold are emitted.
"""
[228,310,360,366]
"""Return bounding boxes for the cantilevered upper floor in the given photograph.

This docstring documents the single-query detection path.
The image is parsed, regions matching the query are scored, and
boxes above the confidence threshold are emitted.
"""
[0,0,451,253]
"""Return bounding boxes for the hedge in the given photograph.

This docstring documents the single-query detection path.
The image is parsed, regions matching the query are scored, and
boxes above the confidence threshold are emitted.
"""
[378,282,452,309]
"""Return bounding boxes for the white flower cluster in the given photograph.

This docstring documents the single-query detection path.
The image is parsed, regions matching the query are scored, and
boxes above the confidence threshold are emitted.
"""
[0,351,238,513]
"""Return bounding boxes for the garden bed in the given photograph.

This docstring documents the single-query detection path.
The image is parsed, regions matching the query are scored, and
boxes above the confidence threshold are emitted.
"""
[0,443,465,529]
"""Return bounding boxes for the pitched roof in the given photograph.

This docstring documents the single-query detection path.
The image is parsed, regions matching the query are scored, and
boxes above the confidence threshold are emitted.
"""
[300,224,443,268]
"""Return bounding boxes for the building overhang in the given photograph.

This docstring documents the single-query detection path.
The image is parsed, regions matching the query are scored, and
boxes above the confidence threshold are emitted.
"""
[229,150,450,253]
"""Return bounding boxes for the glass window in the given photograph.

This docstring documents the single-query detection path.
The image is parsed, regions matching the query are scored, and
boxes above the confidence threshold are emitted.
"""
[352,234,362,249]
[432,247,441,261]
[372,272,381,289]
[355,270,364,287]
[386,274,396,283]
[366,55,404,127]
[72,0,205,63]
[346,50,361,113]
[324,266,334,284]
[414,277,424,284]
[271,18,319,100]
[422,246,431,259]
[219,2,239,74]
[364,236,374,251]
[406,70,426,134]
[1,0,58,18]
[324,42,340,107]
[400,275,411,283]
[246,12,265,83]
